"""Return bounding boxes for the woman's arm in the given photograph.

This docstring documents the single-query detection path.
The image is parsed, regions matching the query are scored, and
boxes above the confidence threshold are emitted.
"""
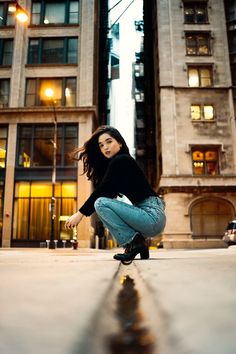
[64,211,84,229]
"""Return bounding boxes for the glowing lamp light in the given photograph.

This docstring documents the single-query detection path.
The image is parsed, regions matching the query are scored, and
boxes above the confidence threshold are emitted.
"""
[16,10,29,23]
[45,88,54,98]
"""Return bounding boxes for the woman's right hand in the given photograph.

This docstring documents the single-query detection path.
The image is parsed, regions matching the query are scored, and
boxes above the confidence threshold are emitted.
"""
[65,211,84,230]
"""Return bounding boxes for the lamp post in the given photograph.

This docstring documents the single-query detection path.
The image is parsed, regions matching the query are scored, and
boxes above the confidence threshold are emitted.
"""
[45,88,57,250]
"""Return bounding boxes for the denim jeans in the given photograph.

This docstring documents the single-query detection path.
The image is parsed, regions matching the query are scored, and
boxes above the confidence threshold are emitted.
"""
[94,196,166,246]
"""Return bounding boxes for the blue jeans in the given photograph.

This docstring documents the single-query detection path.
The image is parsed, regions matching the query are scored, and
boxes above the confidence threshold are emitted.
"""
[94,196,166,246]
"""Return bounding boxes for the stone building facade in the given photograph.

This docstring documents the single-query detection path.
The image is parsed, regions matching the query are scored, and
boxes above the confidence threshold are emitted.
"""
[0,0,99,247]
[153,0,236,247]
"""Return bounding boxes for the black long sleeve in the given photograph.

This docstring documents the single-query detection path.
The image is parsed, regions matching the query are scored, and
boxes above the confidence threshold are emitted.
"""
[79,153,157,216]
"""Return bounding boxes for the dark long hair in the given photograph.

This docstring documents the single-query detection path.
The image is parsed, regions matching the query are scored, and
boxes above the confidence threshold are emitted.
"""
[71,126,130,186]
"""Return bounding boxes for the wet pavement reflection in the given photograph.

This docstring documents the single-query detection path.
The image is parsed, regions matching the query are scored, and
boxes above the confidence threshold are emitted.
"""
[107,275,155,354]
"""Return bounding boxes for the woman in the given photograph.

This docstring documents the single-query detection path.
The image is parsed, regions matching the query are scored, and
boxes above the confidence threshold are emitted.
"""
[65,125,166,262]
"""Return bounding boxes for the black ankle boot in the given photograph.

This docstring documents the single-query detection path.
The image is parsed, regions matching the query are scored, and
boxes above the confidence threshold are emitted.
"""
[123,239,149,259]
[113,233,149,262]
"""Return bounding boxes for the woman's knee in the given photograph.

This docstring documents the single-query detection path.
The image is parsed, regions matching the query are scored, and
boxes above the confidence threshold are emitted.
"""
[94,197,109,212]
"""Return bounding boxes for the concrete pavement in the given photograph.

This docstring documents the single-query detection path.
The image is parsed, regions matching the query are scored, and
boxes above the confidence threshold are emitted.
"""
[0,246,236,354]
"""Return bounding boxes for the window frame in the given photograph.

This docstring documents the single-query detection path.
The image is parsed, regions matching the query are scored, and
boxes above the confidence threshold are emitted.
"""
[0,79,10,108]
[0,38,14,66]
[0,2,16,27]
[25,77,76,107]
[188,65,213,87]
[28,37,78,65]
[16,124,78,169]
[0,126,8,169]
[191,104,215,121]
[185,31,211,56]
[183,1,209,24]
[191,146,220,176]
[30,0,80,26]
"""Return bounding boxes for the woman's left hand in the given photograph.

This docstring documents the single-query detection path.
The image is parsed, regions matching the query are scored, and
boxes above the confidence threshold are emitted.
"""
[65,211,84,229]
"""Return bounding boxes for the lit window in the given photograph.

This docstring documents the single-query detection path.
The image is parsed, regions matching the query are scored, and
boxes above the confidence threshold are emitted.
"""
[13,181,77,242]
[191,105,201,120]
[0,127,8,168]
[25,77,76,107]
[186,33,210,56]
[188,66,212,87]
[192,147,219,175]
[191,105,214,121]
[203,105,214,120]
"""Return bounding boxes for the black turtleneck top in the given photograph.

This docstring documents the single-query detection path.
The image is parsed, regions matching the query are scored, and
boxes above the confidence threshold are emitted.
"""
[79,152,157,217]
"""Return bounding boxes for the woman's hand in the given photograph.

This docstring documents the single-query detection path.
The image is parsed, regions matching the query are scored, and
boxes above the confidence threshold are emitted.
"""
[65,211,84,229]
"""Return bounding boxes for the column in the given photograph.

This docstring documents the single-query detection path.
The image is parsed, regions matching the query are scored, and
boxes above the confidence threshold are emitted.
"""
[2,124,17,247]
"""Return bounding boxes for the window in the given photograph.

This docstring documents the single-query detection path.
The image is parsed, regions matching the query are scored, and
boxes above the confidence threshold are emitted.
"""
[17,124,78,168]
[111,54,120,80]
[0,79,10,107]
[228,31,236,53]
[225,0,236,21]
[231,65,236,86]
[13,181,77,242]
[25,77,76,106]
[0,2,16,26]
[191,104,214,120]
[28,37,78,64]
[186,32,210,55]
[192,147,219,175]
[184,2,208,24]
[0,39,14,65]
[0,127,8,168]
[188,66,212,87]
[31,0,80,25]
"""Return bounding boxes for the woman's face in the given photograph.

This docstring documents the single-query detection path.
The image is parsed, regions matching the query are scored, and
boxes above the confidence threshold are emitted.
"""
[98,133,122,158]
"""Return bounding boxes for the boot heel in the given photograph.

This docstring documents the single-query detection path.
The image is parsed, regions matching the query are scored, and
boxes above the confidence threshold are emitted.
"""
[140,246,149,259]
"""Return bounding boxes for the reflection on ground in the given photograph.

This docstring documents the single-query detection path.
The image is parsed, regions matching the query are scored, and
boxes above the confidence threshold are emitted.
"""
[107,274,155,354]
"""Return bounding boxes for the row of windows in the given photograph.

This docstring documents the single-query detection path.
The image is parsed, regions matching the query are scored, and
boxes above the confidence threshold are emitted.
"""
[0,78,76,108]
[0,124,78,169]
[0,65,214,108]
[0,125,220,176]
[0,32,211,68]
[0,1,209,28]
[0,1,208,28]
[0,37,78,66]
[0,1,80,27]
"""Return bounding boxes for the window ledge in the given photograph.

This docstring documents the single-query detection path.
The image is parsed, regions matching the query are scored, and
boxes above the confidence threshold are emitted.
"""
[25,63,77,68]
[0,25,15,30]
[186,54,212,57]
[28,24,79,29]
[191,119,215,123]
[184,22,210,25]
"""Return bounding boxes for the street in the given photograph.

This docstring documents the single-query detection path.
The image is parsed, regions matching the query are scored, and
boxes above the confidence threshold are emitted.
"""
[0,246,236,354]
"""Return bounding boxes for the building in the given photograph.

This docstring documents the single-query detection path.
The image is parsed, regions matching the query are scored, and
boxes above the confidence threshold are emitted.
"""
[0,0,100,248]
[225,1,236,115]
[150,0,236,248]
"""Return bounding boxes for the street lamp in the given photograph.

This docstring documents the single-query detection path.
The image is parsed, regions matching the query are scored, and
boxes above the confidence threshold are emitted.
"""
[8,1,30,23]
[45,88,57,250]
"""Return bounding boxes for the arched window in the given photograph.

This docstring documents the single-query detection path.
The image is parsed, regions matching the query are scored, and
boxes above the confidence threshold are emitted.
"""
[190,198,235,238]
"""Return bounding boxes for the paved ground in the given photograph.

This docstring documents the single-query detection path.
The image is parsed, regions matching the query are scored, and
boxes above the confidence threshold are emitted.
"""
[0,246,236,354]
